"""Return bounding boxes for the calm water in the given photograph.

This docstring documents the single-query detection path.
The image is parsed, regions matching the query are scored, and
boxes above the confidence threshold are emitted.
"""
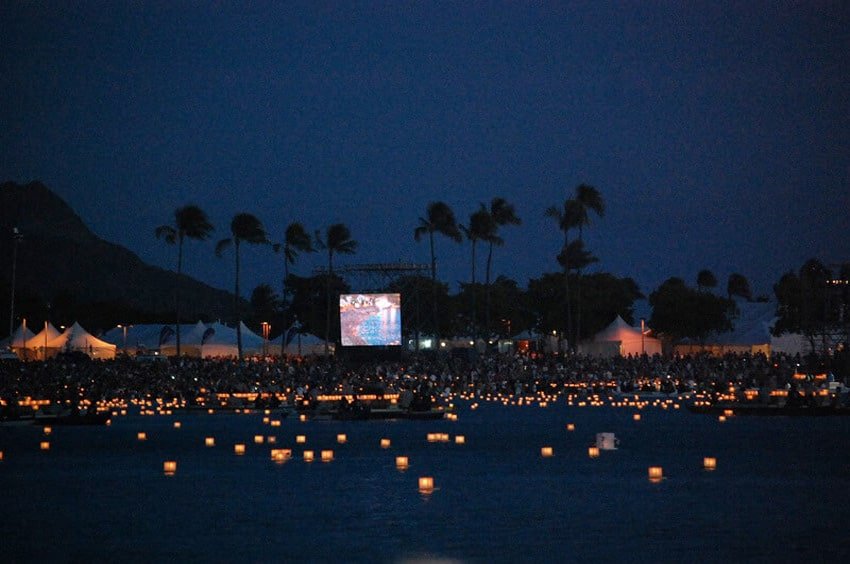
[2,403,849,563]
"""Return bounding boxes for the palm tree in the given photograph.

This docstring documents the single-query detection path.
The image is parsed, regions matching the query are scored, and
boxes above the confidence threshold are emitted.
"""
[545,198,582,349]
[155,205,214,357]
[315,223,357,356]
[573,184,604,345]
[414,201,462,339]
[485,197,520,338]
[697,269,718,293]
[727,273,752,301]
[215,213,269,359]
[273,223,314,357]
[460,205,496,337]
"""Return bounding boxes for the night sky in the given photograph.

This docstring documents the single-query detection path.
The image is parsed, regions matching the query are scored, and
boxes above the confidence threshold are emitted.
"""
[2,2,848,303]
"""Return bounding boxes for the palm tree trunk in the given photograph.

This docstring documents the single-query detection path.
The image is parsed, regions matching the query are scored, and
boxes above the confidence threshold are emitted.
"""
[485,240,493,341]
[235,241,243,360]
[575,225,583,351]
[280,257,289,361]
[470,240,477,339]
[324,251,332,356]
[176,236,183,357]
[563,231,572,354]
[430,231,438,340]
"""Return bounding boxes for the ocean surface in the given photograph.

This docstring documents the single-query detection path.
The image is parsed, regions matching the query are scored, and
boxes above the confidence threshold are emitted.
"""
[2,402,849,563]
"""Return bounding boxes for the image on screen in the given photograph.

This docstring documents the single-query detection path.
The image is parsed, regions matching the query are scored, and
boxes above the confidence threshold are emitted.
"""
[339,293,402,346]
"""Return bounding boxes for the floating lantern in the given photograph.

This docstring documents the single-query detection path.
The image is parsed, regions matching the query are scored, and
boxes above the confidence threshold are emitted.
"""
[262,417,270,424]
[120,409,127,416]
[380,438,391,449]
[43,426,52,435]
[296,435,307,444]
[418,476,434,494]
[303,450,314,462]
[648,466,663,482]
[267,436,277,444]
[137,432,147,441]
[396,456,409,471]
[440,433,450,443]
[723,409,734,417]
[271,448,291,463]
[205,437,215,447]
[254,435,265,444]
[208,408,214,414]
[427,433,438,443]
[163,461,177,476]
[264,409,271,415]
[566,423,575,432]
[633,413,641,421]
[703,457,717,471]
[40,441,50,451]
[173,421,181,429]
[321,449,334,462]
[0,450,3,461]
[271,420,281,427]
[234,443,246,455]
[299,414,307,422]
[718,415,727,423]
[588,446,600,458]
[541,446,554,457]
[455,435,466,445]
[337,434,347,444]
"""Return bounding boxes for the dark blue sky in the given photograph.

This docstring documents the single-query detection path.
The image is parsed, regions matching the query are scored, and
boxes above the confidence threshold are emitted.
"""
[2,2,848,302]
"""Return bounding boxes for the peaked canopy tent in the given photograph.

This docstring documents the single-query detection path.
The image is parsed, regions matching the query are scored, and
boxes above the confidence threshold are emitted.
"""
[283,332,333,356]
[2,323,36,350]
[44,322,117,359]
[159,321,209,357]
[101,324,185,355]
[580,315,662,358]
[200,321,266,358]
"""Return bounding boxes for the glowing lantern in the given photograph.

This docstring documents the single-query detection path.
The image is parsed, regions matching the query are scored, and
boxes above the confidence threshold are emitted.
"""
[455,435,466,445]
[0,450,3,461]
[262,417,270,424]
[427,433,438,443]
[299,414,307,422]
[566,423,575,432]
[440,433,450,443]
[254,435,265,444]
[704,457,717,471]
[163,461,177,476]
[303,450,314,462]
[723,409,734,417]
[271,449,291,463]
[396,456,409,471]
[271,420,281,427]
[137,432,147,441]
[418,476,434,494]
[43,426,52,435]
[208,408,214,414]
[173,421,181,429]
[648,466,663,482]
[337,434,347,444]
[541,446,554,457]
[267,436,277,444]
[264,409,271,415]
[234,443,246,455]
[718,415,727,423]
[205,437,215,447]
[40,441,50,451]
[321,450,334,462]
[296,435,306,444]
[633,413,641,421]
[380,438,391,449]
[588,446,600,458]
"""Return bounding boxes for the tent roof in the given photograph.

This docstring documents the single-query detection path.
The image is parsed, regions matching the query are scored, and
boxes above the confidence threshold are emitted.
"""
[24,322,63,348]
[593,316,648,342]
[2,323,36,347]
[47,322,116,350]
[705,300,775,346]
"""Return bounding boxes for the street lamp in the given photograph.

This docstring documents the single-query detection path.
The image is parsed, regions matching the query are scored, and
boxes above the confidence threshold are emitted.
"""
[261,321,270,356]
[8,227,23,339]
[640,318,646,355]
[117,324,130,354]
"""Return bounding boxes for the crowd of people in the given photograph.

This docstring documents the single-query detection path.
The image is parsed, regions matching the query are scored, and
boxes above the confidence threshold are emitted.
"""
[1,348,845,411]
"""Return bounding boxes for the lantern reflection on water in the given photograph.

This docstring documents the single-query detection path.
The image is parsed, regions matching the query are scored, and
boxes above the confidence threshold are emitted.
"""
[704,457,717,471]
[163,461,177,476]
[418,476,434,494]
[396,456,409,471]
[648,466,663,482]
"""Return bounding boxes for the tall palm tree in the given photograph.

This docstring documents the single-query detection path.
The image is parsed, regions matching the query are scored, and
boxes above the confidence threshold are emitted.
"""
[485,197,520,338]
[273,222,314,358]
[414,201,462,339]
[315,223,357,356]
[545,198,582,349]
[155,205,214,357]
[460,205,496,337]
[215,213,269,359]
[573,184,604,345]
[697,269,718,293]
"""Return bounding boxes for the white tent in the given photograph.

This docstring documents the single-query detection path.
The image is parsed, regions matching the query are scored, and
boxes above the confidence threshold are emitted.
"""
[283,332,333,356]
[581,316,661,357]
[199,321,266,358]
[45,322,117,359]
[2,323,36,349]
[101,324,184,355]
[159,321,209,357]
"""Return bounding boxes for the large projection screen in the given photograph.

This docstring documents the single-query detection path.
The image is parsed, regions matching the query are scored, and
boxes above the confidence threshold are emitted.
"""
[339,293,402,346]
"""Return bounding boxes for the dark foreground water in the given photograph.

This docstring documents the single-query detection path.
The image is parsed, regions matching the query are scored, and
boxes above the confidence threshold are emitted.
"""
[2,403,850,563]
